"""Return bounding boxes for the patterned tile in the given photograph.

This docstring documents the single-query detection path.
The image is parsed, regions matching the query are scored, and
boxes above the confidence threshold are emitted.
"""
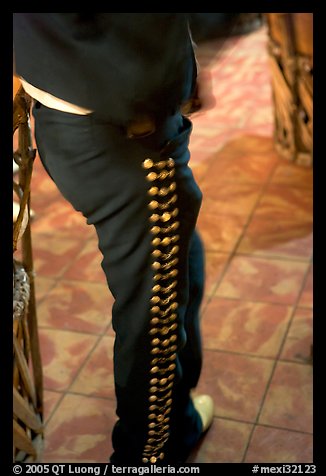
[31,199,94,239]
[188,418,253,463]
[271,162,313,189]
[204,252,230,297]
[238,216,313,260]
[196,350,274,422]
[39,329,97,392]
[298,265,313,309]
[245,426,313,463]
[254,185,313,222]
[201,181,263,218]
[259,361,313,433]
[63,239,107,284]
[33,234,87,278]
[197,212,246,252]
[281,308,313,364]
[43,394,116,463]
[216,256,309,305]
[70,336,115,399]
[202,137,278,185]
[35,276,57,304]
[37,280,113,334]
[202,297,292,358]
[43,390,63,423]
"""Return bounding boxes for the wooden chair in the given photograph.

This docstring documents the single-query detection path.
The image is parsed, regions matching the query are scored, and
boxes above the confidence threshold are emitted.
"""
[265,13,313,167]
[13,83,44,462]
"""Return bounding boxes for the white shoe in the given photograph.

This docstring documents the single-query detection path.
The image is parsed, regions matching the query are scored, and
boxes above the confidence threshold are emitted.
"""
[192,394,214,433]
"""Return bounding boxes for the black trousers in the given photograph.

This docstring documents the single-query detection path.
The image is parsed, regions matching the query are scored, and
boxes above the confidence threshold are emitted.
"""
[33,103,205,464]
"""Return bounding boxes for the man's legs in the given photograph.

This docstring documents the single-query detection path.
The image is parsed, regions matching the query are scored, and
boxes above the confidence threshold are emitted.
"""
[33,104,204,463]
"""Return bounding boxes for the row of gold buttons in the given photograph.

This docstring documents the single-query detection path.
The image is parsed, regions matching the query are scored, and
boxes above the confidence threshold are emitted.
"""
[141,157,180,464]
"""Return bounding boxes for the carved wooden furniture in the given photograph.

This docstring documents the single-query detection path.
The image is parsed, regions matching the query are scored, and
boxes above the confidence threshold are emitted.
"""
[13,84,44,462]
[266,13,313,167]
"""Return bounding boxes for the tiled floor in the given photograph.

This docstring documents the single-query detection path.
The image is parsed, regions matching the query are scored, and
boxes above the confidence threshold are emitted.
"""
[25,25,313,463]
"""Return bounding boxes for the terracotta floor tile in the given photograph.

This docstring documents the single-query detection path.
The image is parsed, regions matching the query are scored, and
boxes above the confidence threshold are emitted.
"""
[202,137,278,185]
[63,240,107,284]
[33,235,87,278]
[259,361,313,433]
[188,418,253,463]
[245,426,313,463]
[31,199,94,239]
[39,329,98,392]
[37,280,114,334]
[201,182,263,217]
[198,213,246,252]
[202,297,292,358]
[35,276,57,304]
[70,336,115,399]
[204,252,230,297]
[216,256,309,305]
[196,350,274,422]
[271,162,313,189]
[43,390,63,423]
[281,308,313,364]
[43,394,116,463]
[255,185,313,222]
[298,265,313,309]
[238,216,313,260]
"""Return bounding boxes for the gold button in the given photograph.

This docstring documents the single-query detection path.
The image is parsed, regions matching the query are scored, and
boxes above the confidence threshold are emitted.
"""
[143,159,154,169]
[148,413,156,419]
[147,172,158,181]
[149,405,157,412]
[170,345,177,352]
[150,366,159,374]
[168,373,175,380]
[162,339,170,347]
[172,234,180,243]
[151,317,160,325]
[150,378,158,385]
[150,295,160,304]
[167,158,175,167]
[149,200,159,210]
[151,338,160,346]
[151,357,159,365]
[172,208,179,217]
[142,457,149,463]
[148,187,159,196]
[171,245,179,254]
[151,306,160,314]
[150,214,160,222]
[149,328,158,336]
[150,226,160,235]
[149,422,156,429]
[156,161,167,169]
[159,378,168,386]
[157,415,164,422]
[148,430,156,436]
[161,237,171,246]
[153,274,162,282]
[160,327,169,335]
[149,395,157,402]
[151,262,161,270]
[159,452,165,460]
[158,170,169,180]
[150,386,158,393]
[170,302,178,310]
[166,398,173,406]
[169,363,176,371]
[170,335,177,343]
[151,237,161,246]
[161,212,171,222]
[152,284,161,293]
[150,457,157,464]
[169,269,178,277]
[151,250,162,258]
[151,347,160,355]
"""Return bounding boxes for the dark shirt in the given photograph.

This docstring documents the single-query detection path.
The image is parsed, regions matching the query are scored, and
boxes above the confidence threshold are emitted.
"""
[13,13,197,125]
